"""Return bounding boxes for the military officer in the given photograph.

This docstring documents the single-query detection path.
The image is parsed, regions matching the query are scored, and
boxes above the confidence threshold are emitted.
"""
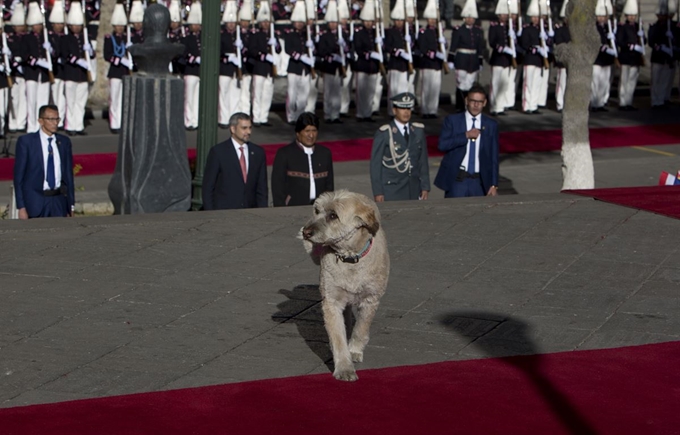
[247,1,281,126]
[416,0,445,119]
[104,2,131,133]
[317,0,348,123]
[447,0,484,112]
[553,0,570,113]
[218,0,242,127]
[8,3,28,133]
[519,0,548,114]
[370,92,430,202]
[49,1,68,130]
[591,0,617,112]
[22,1,52,134]
[62,2,93,136]
[616,0,645,111]
[284,0,314,125]
[385,0,411,116]
[182,1,202,130]
[488,0,516,116]
[353,0,382,122]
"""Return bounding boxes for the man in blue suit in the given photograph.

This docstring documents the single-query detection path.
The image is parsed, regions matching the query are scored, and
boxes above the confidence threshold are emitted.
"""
[434,85,499,197]
[202,112,269,210]
[14,105,75,219]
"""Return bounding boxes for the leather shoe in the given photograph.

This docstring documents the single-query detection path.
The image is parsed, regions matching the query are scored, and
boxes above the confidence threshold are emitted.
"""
[77,130,88,136]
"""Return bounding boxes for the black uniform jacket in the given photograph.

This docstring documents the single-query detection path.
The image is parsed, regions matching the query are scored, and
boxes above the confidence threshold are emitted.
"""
[247,28,281,77]
[352,25,381,74]
[488,21,513,68]
[594,22,616,66]
[448,24,484,72]
[60,32,92,82]
[617,21,644,66]
[104,33,131,79]
[272,142,334,207]
[385,26,409,72]
[417,25,443,70]
[21,31,50,82]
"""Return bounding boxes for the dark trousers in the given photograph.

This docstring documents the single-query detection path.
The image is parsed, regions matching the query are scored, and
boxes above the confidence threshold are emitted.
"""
[34,195,69,218]
[445,177,485,198]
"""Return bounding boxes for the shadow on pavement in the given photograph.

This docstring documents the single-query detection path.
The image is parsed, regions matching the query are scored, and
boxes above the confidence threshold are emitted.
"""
[438,312,597,435]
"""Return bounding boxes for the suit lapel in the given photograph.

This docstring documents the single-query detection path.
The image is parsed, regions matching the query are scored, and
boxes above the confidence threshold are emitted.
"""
[34,132,46,181]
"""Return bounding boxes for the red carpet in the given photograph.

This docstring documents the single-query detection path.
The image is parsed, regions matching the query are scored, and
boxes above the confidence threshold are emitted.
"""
[1,123,678,181]
[566,185,680,220]
[1,341,679,434]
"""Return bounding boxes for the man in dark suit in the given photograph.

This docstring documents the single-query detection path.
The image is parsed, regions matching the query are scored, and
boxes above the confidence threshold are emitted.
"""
[202,112,268,210]
[271,112,334,207]
[13,104,75,219]
[434,85,499,198]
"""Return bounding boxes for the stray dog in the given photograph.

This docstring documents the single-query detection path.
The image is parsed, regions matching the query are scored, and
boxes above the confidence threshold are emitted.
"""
[301,190,390,381]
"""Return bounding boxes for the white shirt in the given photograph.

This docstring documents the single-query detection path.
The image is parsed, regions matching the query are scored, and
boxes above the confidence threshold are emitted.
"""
[232,138,249,174]
[393,119,409,139]
[299,142,316,201]
[40,129,61,190]
[461,111,481,173]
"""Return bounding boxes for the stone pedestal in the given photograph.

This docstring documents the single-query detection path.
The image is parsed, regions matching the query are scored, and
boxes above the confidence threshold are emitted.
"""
[108,76,191,214]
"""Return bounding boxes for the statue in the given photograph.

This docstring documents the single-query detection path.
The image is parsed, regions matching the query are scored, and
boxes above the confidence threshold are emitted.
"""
[108,4,191,214]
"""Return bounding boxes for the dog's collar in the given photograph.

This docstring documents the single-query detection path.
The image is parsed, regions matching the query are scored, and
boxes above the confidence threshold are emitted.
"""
[336,238,373,264]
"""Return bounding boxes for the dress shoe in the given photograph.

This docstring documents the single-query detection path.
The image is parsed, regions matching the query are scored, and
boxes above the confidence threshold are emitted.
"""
[252,122,262,126]
[261,122,272,127]
[110,128,120,134]
[372,111,379,117]
[325,119,332,123]
[332,119,343,124]
[77,130,88,136]
[67,130,76,136]
[8,129,16,134]
[340,113,349,118]
[218,123,229,129]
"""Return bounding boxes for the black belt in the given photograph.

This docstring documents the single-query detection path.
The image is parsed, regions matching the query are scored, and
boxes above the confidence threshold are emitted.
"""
[43,189,62,197]
[456,169,480,181]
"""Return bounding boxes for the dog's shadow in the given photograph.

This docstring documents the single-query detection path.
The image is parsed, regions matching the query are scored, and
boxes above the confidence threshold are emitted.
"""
[272,285,354,372]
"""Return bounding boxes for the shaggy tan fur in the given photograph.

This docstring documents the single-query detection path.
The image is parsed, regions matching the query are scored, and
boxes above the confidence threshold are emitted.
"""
[301,190,390,381]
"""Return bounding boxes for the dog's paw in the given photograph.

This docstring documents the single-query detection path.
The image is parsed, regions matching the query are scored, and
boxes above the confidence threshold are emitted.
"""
[333,368,359,382]
[350,351,363,363]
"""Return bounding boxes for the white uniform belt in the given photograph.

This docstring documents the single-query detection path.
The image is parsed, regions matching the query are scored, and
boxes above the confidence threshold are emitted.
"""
[456,49,477,55]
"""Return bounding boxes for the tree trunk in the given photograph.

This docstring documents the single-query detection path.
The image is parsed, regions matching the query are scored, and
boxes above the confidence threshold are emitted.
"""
[554,0,600,190]
[88,0,116,109]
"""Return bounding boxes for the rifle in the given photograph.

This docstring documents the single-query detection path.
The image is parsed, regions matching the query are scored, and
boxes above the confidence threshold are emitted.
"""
[82,0,94,83]
[63,0,69,35]
[236,25,243,80]
[517,0,523,36]
[412,0,418,38]
[403,0,413,75]
[667,1,674,58]
[375,0,386,76]
[270,0,277,77]
[336,6,346,78]
[39,0,55,83]
[538,1,549,68]
[507,0,517,68]
[637,0,645,66]
[126,0,133,69]
[2,31,14,118]
[306,0,317,78]
[604,0,619,67]
[435,0,449,74]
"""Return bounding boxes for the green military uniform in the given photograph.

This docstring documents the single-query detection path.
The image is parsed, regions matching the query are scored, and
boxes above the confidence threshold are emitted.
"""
[370,93,431,201]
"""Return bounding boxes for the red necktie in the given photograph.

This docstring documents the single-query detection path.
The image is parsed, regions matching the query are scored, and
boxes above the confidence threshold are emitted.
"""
[239,146,247,182]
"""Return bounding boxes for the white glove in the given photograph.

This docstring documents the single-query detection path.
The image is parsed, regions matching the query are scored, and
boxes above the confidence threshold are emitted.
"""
[508,28,516,40]
[637,29,644,38]
[438,37,446,44]
[83,42,94,56]
[539,46,548,57]
[338,38,346,48]
[404,34,411,44]
[435,51,445,60]
[369,51,383,61]
[666,30,674,40]
[284,5,291,12]
[399,50,412,62]
[607,32,615,41]
[447,62,454,70]
[332,53,343,63]
[305,39,315,49]
[539,29,547,40]
[633,44,644,53]
[268,37,277,47]
[502,46,515,56]
[126,41,133,49]
[320,0,328,8]
[2,46,10,56]
[234,39,243,49]
[517,28,523,37]
[17,65,23,74]
[36,58,51,69]
[76,58,90,69]
[195,56,201,64]
[352,3,360,10]
[120,57,132,69]
[42,41,52,52]
[548,30,555,37]
[375,36,383,45]
[0,64,5,72]
[265,53,279,64]
[661,45,673,56]
[300,54,315,67]
[479,64,483,72]
[605,47,616,56]
[228,53,240,66]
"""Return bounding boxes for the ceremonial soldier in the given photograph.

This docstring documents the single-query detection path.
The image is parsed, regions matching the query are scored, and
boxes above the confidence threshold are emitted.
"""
[182,1,202,130]
[317,0,347,123]
[168,0,184,74]
[616,0,645,111]
[488,0,516,116]
[519,0,548,114]
[49,1,67,130]
[553,0,570,113]
[304,0,320,113]
[353,0,382,122]
[385,0,412,116]
[83,0,100,82]
[8,3,27,133]
[370,92,429,202]
[0,16,10,136]
[104,2,132,133]
[129,0,144,44]
[338,0,353,118]
[416,0,445,119]
[404,0,416,94]
[272,0,291,20]
[237,1,253,115]
[22,1,52,134]
[284,0,314,125]
[536,0,554,109]
[218,1,242,128]
[247,1,281,126]
[62,2,93,135]
[447,0,484,112]
[506,0,520,111]
[591,0,617,112]
[648,0,676,108]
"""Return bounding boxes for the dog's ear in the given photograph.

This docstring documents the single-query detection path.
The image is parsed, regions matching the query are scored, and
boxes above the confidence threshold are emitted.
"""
[355,202,380,236]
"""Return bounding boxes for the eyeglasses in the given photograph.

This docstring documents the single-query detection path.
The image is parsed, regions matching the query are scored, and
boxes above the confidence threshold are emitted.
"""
[40,117,61,122]
[467,99,486,105]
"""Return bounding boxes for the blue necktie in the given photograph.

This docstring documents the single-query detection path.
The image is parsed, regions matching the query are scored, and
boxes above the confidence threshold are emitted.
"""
[467,117,477,174]
[46,137,55,190]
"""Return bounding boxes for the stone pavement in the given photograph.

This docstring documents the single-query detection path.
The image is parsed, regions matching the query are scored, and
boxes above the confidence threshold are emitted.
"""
[1,192,679,408]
